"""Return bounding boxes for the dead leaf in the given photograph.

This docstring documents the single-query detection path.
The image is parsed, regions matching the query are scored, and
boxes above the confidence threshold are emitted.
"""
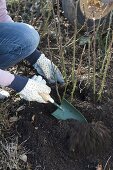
[9,116,18,123]
[16,105,25,112]
[31,114,35,123]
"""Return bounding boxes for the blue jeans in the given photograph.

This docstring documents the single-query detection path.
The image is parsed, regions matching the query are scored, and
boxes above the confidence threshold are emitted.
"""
[0,22,41,69]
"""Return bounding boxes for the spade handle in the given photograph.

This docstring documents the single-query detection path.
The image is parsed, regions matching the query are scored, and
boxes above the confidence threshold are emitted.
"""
[39,93,54,103]
[39,93,63,111]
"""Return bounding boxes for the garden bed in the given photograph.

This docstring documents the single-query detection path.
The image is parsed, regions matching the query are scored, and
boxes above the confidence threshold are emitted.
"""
[1,60,113,169]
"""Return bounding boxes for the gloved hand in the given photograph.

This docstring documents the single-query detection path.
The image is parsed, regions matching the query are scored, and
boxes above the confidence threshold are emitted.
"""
[31,75,46,84]
[33,54,64,84]
[19,76,51,103]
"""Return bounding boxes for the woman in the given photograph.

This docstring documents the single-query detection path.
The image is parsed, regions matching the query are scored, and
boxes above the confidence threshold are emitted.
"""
[0,0,64,102]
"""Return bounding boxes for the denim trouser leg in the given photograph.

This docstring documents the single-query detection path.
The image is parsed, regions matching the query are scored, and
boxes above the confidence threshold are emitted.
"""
[0,22,40,69]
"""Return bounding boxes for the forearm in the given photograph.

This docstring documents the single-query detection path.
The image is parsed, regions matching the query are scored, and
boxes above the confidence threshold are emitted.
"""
[0,69,15,86]
[0,69,28,92]
[0,0,13,22]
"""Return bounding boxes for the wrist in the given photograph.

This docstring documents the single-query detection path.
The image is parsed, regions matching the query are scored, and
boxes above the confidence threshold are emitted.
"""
[26,50,41,65]
[8,75,28,92]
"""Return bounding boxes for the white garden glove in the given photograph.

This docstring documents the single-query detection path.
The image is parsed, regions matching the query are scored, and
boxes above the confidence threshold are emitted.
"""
[31,75,46,84]
[33,54,64,84]
[19,77,51,103]
[0,89,10,99]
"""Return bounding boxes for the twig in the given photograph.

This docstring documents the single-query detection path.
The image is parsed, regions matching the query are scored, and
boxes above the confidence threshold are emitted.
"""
[104,156,111,170]
[98,31,113,100]
[71,0,79,101]
[100,11,113,74]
